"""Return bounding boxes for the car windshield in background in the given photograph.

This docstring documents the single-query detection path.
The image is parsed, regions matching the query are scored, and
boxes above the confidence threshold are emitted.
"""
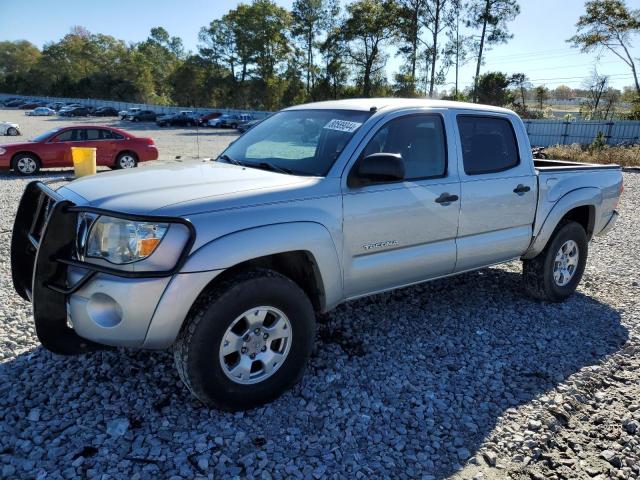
[220,109,372,176]
[31,127,62,142]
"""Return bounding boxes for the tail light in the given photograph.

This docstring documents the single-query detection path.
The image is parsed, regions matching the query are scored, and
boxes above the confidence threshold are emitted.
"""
[145,138,156,147]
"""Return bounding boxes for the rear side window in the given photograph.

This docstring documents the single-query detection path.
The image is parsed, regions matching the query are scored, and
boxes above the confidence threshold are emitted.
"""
[457,116,519,175]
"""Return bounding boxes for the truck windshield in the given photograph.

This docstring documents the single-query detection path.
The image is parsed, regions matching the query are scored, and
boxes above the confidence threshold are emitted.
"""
[219,109,371,176]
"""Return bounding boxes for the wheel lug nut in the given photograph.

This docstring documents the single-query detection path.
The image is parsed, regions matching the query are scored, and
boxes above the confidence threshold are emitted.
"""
[254,328,260,334]
[261,346,266,352]
[250,353,256,359]
[241,347,247,354]
[263,333,268,339]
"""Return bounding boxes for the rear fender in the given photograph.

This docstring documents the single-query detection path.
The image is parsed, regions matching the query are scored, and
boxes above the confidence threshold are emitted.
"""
[522,187,600,260]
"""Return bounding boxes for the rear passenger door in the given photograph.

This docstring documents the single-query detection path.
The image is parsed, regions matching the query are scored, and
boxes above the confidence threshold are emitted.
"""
[83,128,117,166]
[454,114,537,271]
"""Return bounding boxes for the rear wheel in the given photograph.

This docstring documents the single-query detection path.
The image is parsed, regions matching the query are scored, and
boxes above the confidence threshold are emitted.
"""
[12,154,40,176]
[173,269,316,410]
[7,127,19,136]
[522,220,588,302]
[115,152,138,169]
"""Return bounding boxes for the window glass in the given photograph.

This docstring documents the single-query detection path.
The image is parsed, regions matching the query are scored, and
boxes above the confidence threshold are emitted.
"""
[85,129,102,140]
[54,129,81,142]
[361,115,447,180]
[222,109,372,176]
[112,131,124,140]
[457,116,519,175]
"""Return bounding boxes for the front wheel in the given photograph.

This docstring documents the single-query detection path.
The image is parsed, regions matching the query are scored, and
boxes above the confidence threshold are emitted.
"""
[522,220,588,302]
[7,127,19,136]
[13,154,40,176]
[173,269,316,410]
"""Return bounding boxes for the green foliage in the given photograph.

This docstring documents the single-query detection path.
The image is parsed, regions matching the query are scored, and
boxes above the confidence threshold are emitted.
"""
[568,0,640,93]
[475,71,513,106]
[590,131,607,150]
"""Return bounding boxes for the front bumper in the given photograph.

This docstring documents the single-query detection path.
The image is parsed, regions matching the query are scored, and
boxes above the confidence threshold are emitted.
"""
[11,181,198,353]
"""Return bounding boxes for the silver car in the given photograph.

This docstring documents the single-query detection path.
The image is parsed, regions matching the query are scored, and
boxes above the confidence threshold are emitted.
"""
[11,99,622,410]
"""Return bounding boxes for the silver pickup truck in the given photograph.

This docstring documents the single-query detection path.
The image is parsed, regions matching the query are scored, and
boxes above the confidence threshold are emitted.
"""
[11,99,622,410]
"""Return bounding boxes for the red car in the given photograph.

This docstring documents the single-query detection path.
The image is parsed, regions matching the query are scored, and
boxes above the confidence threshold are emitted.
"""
[0,126,159,175]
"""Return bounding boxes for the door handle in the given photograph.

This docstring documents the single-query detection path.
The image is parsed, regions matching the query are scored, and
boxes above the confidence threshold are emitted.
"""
[435,193,459,204]
[513,184,531,195]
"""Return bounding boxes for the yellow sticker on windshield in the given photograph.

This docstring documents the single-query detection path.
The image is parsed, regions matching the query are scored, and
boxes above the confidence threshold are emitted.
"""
[323,119,362,133]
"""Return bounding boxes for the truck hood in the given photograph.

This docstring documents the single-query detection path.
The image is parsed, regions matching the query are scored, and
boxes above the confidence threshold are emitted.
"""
[58,161,322,216]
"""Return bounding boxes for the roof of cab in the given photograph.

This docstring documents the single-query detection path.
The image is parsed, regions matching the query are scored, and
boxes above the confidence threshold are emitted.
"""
[284,97,514,115]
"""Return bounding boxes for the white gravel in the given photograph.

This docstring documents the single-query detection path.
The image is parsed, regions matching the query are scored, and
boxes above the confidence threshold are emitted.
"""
[0,110,639,479]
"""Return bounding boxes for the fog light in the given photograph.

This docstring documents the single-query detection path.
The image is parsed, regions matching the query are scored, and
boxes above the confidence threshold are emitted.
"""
[87,293,123,328]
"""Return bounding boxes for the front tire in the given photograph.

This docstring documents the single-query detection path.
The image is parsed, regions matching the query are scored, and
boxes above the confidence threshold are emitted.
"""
[12,154,40,176]
[173,269,316,410]
[7,127,19,136]
[522,220,588,302]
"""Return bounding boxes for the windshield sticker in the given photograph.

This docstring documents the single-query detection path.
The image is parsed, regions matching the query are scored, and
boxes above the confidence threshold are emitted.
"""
[323,119,362,133]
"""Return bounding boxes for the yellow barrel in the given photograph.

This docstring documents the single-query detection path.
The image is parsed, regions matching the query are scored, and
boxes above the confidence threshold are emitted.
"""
[71,147,97,177]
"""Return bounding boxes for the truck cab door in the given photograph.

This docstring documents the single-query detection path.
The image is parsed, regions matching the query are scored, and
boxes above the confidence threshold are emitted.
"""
[341,111,461,299]
[453,114,537,271]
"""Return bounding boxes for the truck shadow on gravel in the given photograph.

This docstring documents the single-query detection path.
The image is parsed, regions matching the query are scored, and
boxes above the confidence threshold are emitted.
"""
[0,266,627,479]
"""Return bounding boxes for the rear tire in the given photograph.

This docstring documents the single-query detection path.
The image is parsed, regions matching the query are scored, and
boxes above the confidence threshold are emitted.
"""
[115,152,138,169]
[12,154,40,176]
[173,269,316,410]
[522,220,588,302]
[7,127,19,136]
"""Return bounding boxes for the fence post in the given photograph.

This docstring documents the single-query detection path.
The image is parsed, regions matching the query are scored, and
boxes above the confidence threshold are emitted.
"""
[606,121,614,146]
[561,122,570,145]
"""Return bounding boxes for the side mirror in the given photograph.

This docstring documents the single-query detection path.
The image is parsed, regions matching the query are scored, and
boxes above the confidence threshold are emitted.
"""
[348,153,405,188]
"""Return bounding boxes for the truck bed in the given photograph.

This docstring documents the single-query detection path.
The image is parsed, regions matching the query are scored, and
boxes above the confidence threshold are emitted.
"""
[534,158,621,171]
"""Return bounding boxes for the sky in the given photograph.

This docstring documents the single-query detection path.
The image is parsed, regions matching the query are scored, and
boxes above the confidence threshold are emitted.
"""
[1,0,638,92]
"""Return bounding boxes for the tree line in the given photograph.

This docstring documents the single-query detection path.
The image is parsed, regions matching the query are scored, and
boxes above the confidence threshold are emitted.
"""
[0,0,638,115]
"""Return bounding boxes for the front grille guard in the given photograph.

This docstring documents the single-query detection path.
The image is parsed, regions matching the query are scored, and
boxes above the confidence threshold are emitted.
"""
[10,181,196,355]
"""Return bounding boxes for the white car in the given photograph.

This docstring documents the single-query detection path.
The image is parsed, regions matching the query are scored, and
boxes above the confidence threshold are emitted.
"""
[26,107,55,116]
[0,121,20,136]
[119,107,141,120]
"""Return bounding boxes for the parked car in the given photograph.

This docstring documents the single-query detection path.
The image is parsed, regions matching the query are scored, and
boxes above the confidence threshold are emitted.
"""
[58,104,83,114]
[60,107,90,117]
[119,107,141,120]
[19,102,41,110]
[0,125,158,175]
[0,121,20,136]
[237,118,262,133]
[197,111,223,126]
[208,113,252,129]
[7,100,30,108]
[93,107,119,117]
[26,107,56,116]
[156,111,198,127]
[47,102,65,111]
[2,97,22,106]
[129,110,157,122]
[9,98,623,410]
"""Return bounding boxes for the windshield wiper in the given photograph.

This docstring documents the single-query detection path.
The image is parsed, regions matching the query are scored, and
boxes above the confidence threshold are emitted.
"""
[217,153,244,166]
[249,162,295,175]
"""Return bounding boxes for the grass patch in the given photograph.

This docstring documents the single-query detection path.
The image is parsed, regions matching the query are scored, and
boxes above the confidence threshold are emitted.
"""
[545,144,640,168]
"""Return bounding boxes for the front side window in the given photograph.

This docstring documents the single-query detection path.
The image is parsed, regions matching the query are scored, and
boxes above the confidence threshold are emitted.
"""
[53,129,82,142]
[457,116,519,175]
[221,109,372,176]
[361,115,447,180]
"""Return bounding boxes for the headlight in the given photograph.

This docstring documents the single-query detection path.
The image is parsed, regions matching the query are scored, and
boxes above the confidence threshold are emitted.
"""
[82,214,169,264]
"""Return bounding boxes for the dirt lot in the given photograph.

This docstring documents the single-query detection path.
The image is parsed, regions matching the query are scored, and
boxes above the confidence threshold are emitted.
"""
[0,108,238,167]
[0,106,639,479]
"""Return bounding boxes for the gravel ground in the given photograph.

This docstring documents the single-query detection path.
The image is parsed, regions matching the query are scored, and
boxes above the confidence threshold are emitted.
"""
[0,111,639,479]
